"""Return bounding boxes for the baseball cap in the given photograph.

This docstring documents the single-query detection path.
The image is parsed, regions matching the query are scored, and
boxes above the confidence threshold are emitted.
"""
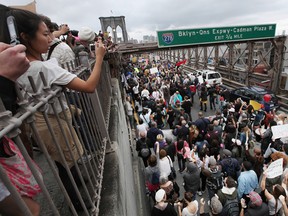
[155,189,166,202]
[78,27,95,42]
[223,149,232,157]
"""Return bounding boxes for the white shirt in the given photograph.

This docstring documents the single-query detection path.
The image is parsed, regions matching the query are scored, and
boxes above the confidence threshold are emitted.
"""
[141,89,150,99]
[158,157,172,177]
[43,38,75,70]
[125,101,133,116]
[152,90,161,100]
[136,123,148,137]
[17,58,77,114]
[134,100,143,112]
[132,83,139,94]
[140,109,152,127]
[182,200,198,216]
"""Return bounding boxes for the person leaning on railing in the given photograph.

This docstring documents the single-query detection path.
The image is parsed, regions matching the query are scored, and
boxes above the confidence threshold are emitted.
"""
[0,42,41,215]
[0,4,106,212]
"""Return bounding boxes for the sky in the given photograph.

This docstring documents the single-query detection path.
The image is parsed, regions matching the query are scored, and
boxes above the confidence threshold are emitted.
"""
[1,0,288,41]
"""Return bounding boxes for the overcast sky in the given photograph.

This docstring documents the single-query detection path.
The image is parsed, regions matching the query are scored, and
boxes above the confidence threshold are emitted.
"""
[2,0,288,41]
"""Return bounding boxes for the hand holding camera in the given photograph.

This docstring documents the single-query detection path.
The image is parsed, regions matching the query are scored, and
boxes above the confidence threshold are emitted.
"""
[59,24,70,35]
[95,39,106,59]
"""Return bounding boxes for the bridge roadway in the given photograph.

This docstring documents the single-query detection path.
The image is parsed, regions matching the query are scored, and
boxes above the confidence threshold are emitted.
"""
[131,93,226,215]
[181,65,288,112]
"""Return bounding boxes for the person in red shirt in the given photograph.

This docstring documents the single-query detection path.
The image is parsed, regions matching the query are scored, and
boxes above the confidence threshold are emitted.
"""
[189,83,197,105]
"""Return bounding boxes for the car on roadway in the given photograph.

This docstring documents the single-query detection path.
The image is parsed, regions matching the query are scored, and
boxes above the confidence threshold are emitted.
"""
[185,69,222,87]
[229,86,279,110]
[201,70,222,87]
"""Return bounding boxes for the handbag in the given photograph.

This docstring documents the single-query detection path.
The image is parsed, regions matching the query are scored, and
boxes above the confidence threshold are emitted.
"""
[0,136,42,197]
[167,156,176,180]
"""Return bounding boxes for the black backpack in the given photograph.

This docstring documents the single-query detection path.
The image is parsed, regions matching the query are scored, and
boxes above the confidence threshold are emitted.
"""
[140,147,150,158]
[222,197,239,216]
[223,158,238,180]
[207,169,223,190]
[139,139,150,158]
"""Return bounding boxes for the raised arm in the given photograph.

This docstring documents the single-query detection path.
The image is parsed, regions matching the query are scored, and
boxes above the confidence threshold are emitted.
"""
[260,173,273,200]
[66,39,106,93]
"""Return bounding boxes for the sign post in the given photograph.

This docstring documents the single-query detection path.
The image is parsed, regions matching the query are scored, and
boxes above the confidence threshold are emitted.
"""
[157,24,276,48]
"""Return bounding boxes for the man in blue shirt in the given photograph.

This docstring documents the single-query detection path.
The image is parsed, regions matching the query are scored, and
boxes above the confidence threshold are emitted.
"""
[237,161,259,200]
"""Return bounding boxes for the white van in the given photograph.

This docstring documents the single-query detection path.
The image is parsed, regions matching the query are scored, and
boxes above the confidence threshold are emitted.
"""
[197,69,222,87]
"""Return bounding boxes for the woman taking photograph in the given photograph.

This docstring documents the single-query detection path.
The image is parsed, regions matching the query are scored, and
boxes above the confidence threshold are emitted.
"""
[0,4,105,211]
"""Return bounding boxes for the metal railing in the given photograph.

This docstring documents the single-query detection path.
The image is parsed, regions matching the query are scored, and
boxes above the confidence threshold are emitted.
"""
[0,58,112,215]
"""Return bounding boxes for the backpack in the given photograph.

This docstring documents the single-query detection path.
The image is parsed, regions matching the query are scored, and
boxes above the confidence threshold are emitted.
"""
[223,158,237,179]
[140,141,150,158]
[222,197,239,216]
[141,148,150,158]
[207,169,223,190]
[151,170,160,185]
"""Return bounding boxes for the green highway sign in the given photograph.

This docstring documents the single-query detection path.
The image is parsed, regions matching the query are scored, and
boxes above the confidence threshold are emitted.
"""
[157,24,276,48]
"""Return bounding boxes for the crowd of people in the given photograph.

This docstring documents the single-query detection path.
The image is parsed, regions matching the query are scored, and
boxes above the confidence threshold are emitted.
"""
[0,4,109,215]
[122,55,288,215]
[1,3,288,216]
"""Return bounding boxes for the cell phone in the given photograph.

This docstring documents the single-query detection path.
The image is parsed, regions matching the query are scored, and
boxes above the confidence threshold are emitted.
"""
[90,44,95,52]
[7,16,20,46]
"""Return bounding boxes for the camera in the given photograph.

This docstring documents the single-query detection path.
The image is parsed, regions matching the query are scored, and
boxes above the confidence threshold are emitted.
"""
[89,44,95,52]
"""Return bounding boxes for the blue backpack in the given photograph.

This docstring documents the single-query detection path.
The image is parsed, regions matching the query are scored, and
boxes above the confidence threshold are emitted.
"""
[151,171,160,185]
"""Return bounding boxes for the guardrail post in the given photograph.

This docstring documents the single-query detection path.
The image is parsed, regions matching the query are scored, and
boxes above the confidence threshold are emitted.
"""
[272,36,286,93]
[247,41,254,86]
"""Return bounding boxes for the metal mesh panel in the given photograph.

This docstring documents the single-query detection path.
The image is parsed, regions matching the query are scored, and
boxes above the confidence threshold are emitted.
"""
[0,59,112,215]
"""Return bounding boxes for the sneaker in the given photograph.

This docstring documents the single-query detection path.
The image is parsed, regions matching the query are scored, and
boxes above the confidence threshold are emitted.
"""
[197,191,203,196]
[78,154,92,165]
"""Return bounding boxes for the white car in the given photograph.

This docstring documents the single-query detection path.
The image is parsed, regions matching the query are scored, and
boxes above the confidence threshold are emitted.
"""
[197,69,222,87]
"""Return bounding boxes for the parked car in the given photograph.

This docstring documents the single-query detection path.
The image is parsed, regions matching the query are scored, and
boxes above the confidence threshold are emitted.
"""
[229,86,279,110]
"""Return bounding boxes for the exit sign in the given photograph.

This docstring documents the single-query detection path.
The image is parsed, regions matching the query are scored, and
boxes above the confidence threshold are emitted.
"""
[157,24,276,47]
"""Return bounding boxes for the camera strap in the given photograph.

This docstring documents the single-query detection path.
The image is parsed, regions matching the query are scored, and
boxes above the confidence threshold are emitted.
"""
[47,41,62,60]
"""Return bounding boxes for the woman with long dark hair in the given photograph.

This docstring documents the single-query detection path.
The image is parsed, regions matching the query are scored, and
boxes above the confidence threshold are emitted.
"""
[261,173,287,215]
[0,4,105,211]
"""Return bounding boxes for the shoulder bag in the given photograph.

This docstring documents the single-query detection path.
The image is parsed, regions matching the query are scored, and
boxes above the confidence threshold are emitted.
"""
[167,156,176,180]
